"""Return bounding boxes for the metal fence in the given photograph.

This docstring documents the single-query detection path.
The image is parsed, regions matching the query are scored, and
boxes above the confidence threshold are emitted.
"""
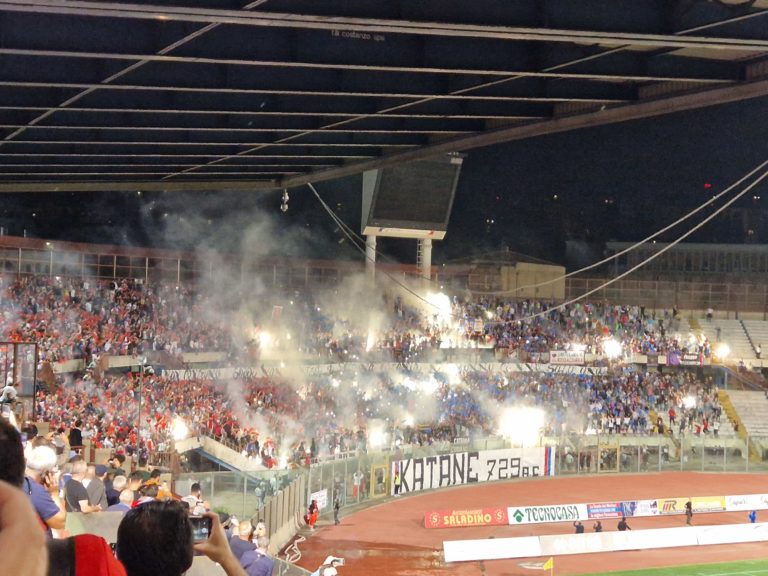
[184,433,768,524]
[566,277,768,315]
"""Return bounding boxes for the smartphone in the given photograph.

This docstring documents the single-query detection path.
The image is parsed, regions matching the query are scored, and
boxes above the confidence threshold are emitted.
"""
[189,516,212,542]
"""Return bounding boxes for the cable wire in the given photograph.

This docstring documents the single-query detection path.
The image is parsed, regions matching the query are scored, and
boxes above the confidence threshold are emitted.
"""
[514,167,768,324]
[472,156,768,296]
[307,182,443,311]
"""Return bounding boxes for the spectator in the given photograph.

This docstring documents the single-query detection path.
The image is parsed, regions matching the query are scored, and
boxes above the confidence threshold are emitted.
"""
[229,520,256,562]
[68,420,84,451]
[0,479,48,576]
[0,380,17,408]
[48,533,127,576]
[181,482,209,515]
[593,520,602,532]
[86,464,109,511]
[107,474,127,507]
[107,454,127,478]
[574,521,584,534]
[749,510,757,523]
[0,417,25,488]
[240,535,273,576]
[107,490,133,513]
[305,500,319,530]
[25,445,67,535]
[64,460,101,513]
[618,516,631,531]
[310,557,344,576]
[116,501,245,576]
[250,519,267,540]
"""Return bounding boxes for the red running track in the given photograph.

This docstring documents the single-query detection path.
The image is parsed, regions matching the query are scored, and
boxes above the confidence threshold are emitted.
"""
[295,472,768,576]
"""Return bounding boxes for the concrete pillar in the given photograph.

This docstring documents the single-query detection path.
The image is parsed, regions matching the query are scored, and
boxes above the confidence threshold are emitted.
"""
[366,235,377,278]
[418,238,432,280]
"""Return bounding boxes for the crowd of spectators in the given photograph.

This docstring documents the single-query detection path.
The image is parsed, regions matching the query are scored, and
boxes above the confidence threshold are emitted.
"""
[0,273,724,467]
[30,363,726,471]
[0,273,741,576]
[0,275,710,366]
[0,275,231,364]
[0,416,259,576]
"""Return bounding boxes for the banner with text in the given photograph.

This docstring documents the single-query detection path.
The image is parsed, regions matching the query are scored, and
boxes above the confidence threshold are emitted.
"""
[504,493,761,526]
[549,350,586,366]
[425,507,508,529]
[391,447,554,496]
[726,494,768,512]
[508,503,589,525]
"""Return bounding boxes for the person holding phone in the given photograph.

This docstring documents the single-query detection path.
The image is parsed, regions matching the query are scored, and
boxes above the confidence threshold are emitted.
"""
[25,445,67,536]
[116,500,246,576]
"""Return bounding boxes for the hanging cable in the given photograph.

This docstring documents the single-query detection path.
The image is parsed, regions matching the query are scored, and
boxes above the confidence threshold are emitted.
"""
[307,182,443,311]
[473,156,768,296]
[306,156,768,299]
[513,167,768,324]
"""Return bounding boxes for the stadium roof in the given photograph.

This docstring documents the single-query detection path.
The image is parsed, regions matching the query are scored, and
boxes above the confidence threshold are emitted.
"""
[0,0,767,193]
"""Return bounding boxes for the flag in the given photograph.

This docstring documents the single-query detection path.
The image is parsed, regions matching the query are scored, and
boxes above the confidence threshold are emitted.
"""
[543,558,553,570]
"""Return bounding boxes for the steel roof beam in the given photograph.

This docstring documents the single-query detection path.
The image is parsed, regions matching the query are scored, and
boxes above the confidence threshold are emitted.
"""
[0,80,631,103]
[0,106,541,120]
[0,1,766,52]
[279,77,768,189]
[0,180,278,192]
[0,140,415,147]
[0,48,737,85]
[0,153,374,158]
[3,76,766,193]
[0,125,474,134]
[0,163,338,168]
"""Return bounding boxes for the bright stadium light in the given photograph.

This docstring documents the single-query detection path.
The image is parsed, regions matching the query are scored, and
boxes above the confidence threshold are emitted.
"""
[497,407,545,447]
[714,342,731,360]
[366,330,376,352]
[171,417,189,442]
[603,338,622,359]
[259,331,272,348]
[683,395,697,409]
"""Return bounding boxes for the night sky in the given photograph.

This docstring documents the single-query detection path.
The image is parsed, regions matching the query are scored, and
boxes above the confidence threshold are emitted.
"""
[1,94,767,267]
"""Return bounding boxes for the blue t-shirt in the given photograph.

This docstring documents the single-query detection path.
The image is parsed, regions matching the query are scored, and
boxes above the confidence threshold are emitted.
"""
[241,550,274,576]
[25,477,60,537]
[229,536,256,561]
